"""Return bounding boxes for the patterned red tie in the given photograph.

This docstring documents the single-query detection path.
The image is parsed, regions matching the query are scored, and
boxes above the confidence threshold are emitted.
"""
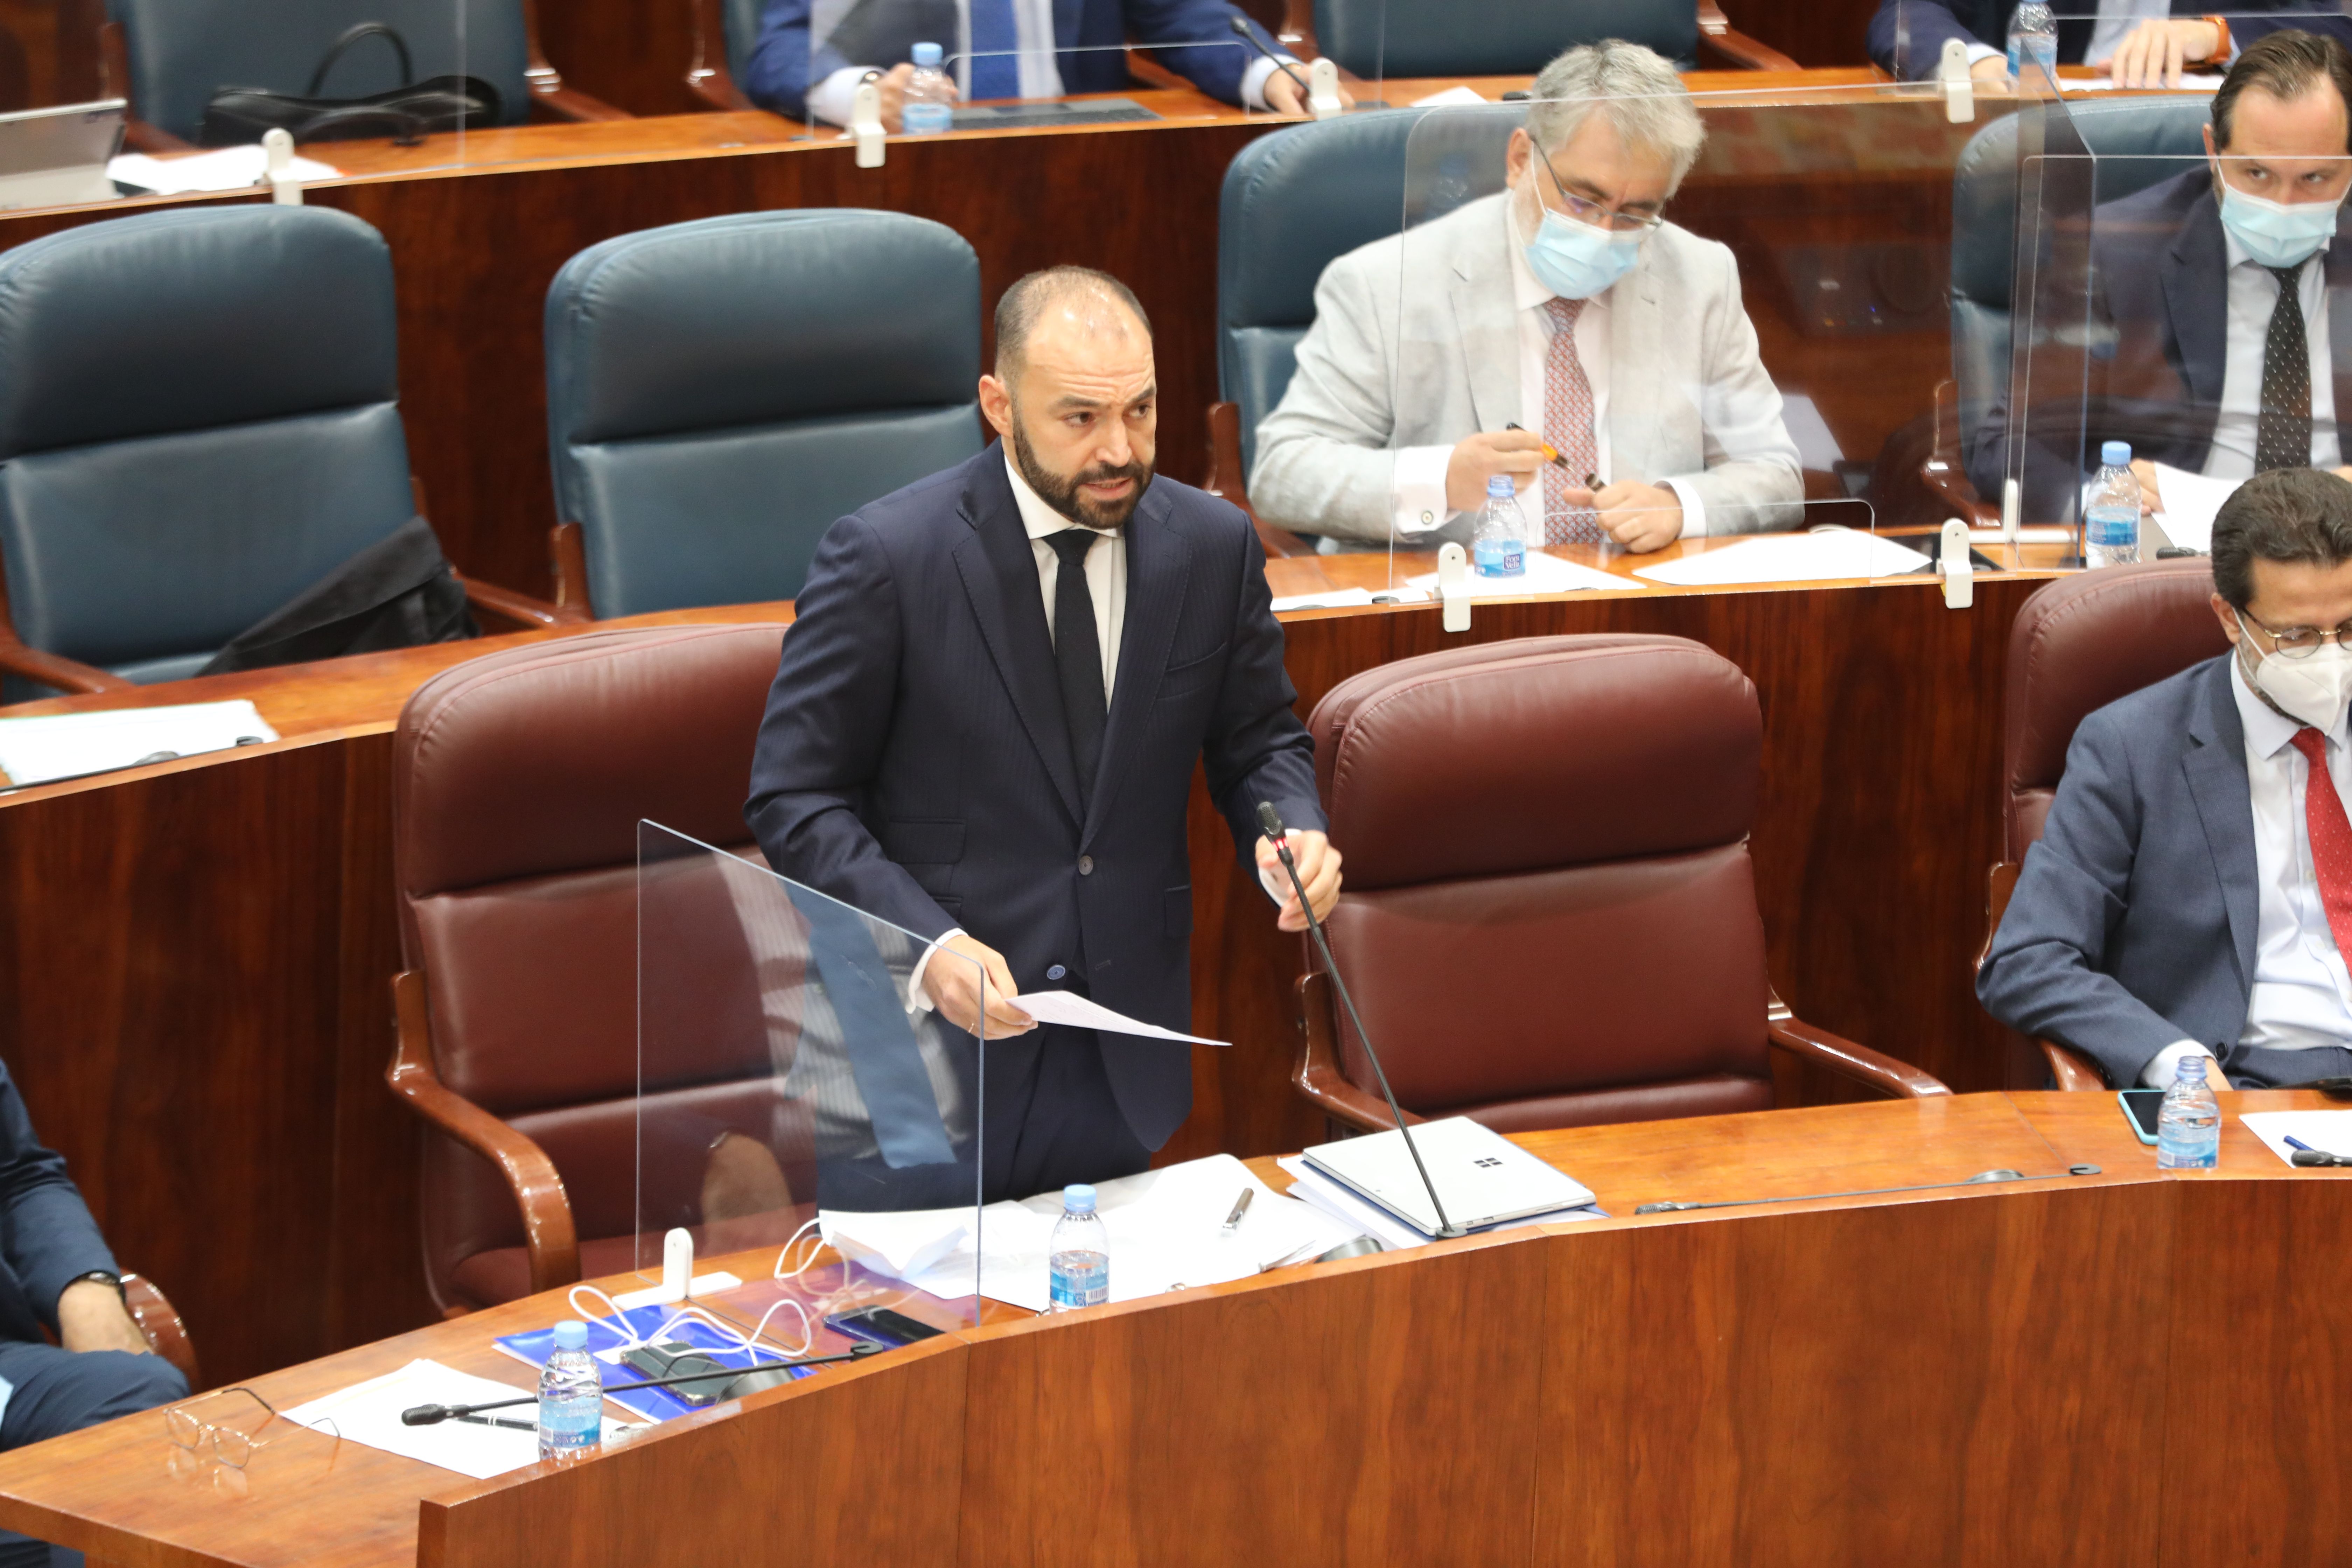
[2288,727,2352,959]
[1541,297,1601,546]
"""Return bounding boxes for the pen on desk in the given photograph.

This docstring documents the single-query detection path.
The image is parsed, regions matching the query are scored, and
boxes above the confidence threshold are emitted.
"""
[2285,1135,2317,1153]
[1220,1188,1254,1235]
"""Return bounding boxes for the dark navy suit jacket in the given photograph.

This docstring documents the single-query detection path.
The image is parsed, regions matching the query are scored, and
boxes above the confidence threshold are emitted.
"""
[1972,169,2352,520]
[1869,0,2345,80]
[0,1057,118,1348]
[1979,654,2268,1087]
[744,446,1323,1149]
[743,0,1277,119]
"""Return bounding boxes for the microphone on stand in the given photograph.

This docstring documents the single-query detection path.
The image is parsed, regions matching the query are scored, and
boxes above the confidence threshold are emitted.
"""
[1226,17,1315,107]
[1258,802,1462,1239]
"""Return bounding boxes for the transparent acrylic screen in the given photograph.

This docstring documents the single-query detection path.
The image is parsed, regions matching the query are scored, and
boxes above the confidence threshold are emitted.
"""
[633,821,992,1367]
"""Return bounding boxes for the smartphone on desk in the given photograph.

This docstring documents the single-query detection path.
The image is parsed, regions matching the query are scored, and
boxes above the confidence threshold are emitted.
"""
[825,1306,945,1349]
[2118,1088,2164,1145]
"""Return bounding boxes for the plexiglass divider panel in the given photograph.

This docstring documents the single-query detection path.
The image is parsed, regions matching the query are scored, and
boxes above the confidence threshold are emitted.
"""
[633,821,992,1378]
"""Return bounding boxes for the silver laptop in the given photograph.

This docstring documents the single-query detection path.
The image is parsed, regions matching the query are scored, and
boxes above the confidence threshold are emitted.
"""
[0,100,126,212]
[1301,1116,1595,1237]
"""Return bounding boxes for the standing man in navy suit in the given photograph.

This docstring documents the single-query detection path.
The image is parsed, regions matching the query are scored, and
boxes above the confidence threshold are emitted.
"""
[743,0,1347,127]
[746,266,1340,1199]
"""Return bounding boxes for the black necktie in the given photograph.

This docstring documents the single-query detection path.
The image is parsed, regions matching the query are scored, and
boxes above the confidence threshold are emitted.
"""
[2257,262,2313,474]
[1046,528,1106,803]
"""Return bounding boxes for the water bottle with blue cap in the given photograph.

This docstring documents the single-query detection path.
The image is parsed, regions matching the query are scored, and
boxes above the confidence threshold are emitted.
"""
[903,43,955,136]
[1472,473,1527,579]
[536,1318,602,1461]
[1048,1184,1109,1311]
[2085,440,2141,569]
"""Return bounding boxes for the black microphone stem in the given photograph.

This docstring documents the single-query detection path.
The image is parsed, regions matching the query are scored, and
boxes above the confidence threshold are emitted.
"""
[1227,18,1315,108]
[399,1345,876,1424]
[1259,803,1461,1239]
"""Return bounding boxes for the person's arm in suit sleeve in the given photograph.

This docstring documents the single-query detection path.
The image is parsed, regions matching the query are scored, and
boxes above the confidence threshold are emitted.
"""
[1976,709,2209,1087]
[744,517,959,943]
[0,1061,119,1338]
[1200,516,1324,856]
[1869,0,1998,80]
[1669,243,1804,537]
[742,0,857,120]
[1247,253,1415,544]
[1118,0,1290,107]
[2224,8,2352,58]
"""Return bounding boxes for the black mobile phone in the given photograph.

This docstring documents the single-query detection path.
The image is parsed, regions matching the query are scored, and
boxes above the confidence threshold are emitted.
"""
[825,1306,945,1349]
[619,1339,735,1407]
[2118,1088,2164,1145]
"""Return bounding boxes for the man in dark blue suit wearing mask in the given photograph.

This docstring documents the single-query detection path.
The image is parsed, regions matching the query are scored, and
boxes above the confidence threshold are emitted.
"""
[744,0,1343,127]
[745,266,1340,1200]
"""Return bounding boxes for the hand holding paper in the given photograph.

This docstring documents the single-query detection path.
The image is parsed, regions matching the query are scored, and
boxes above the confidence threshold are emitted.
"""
[1005,990,1228,1046]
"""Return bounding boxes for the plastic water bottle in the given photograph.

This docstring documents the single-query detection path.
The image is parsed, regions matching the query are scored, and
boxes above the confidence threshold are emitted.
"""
[536,1319,602,1462]
[2156,1054,2222,1170]
[1048,1183,1109,1312]
[1472,474,1527,579]
[2008,2,2058,81]
[2085,440,2141,569]
[902,42,955,135]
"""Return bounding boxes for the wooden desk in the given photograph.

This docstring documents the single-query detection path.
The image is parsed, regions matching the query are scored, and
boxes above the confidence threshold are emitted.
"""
[0,1090,2336,1568]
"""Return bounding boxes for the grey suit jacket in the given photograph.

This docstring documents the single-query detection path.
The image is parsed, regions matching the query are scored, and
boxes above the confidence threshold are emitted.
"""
[1248,191,1804,544]
[1978,655,2263,1087]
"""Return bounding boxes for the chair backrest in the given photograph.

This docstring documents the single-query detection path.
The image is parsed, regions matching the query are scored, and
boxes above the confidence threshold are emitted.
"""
[1949,97,2212,451]
[2003,558,2227,862]
[393,623,785,1309]
[1219,111,1423,481]
[107,0,533,142]
[0,205,415,693]
[545,210,983,618]
[1308,635,1774,1133]
[719,0,763,80]
[1310,0,1698,77]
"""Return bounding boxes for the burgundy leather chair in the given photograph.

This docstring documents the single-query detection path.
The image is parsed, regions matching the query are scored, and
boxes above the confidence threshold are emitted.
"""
[1983,559,2230,1090]
[1297,634,1947,1135]
[387,623,790,1314]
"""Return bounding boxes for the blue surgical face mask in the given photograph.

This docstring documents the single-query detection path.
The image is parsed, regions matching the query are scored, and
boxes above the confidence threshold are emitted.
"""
[1520,195,1645,301]
[2216,177,2346,269]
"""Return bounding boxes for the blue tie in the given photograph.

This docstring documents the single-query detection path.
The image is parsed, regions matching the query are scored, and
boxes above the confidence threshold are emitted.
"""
[967,0,1022,101]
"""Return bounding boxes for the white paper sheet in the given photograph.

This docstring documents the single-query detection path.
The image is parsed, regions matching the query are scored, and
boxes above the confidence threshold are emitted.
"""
[0,700,279,787]
[109,147,341,195]
[1271,588,1377,612]
[819,1206,974,1279]
[1968,526,2076,544]
[2062,75,2221,93]
[1633,529,1931,586]
[2150,463,2239,554]
[1410,85,1489,107]
[1278,1156,1606,1249]
[2238,1110,2352,1169]
[281,1359,635,1480]
[1007,989,1228,1045]
[1406,548,1636,599]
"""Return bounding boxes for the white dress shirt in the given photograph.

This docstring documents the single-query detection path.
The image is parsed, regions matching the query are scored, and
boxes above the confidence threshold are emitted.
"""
[1390,202,1710,542]
[2143,653,2352,1086]
[905,449,1130,1010]
[805,0,1295,126]
[2201,231,2342,478]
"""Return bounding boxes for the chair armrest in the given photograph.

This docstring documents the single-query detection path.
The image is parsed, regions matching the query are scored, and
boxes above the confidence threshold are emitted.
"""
[458,574,577,631]
[1294,970,1422,1133]
[2043,1041,2107,1091]
[551,523,595,622]
[0,640,131,696]
[386,970,580,1293]
[1767,993,1951,1099]
[1205,403,1316,560]
[120,1273,199,1387]
[1696,4,1802,70]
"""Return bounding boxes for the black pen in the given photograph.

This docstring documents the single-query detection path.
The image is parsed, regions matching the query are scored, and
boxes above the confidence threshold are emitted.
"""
[451,1412,538,1431]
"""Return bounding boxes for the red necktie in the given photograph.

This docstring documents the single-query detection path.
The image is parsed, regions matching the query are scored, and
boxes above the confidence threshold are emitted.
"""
[2288,727,2352,959]
[1541,297,1600,546]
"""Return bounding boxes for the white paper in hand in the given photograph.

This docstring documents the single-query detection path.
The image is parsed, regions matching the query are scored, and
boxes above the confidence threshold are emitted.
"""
[2150,463,2239,554]
[1007,990,1228,1046]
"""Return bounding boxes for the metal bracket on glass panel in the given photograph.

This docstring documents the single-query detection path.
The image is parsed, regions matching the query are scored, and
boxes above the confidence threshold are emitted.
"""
[852,79,886,168]
[1938,38,1975,124]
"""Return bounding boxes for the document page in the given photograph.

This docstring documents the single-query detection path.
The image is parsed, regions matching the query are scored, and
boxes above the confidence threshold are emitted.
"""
[2239,1109,2352,1169]
[281,1358,637,1480]
[1007,990,1228,1046]
[0,700,279,787]
[2150,463,2238,554]
[1633,530,1931,587]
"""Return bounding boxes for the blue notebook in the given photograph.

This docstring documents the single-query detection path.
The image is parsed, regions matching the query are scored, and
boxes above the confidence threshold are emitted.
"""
[495,1303,818,1424]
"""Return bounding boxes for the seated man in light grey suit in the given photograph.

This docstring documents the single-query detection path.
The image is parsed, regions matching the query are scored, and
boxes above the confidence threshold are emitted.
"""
[1248,40,1802,552]
[1981,466,2352,1090]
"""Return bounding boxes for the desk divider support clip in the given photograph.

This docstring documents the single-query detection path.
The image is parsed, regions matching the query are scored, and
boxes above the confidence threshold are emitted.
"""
[263,129,302,205]
[1939,39,1975,124]
[851,82,886,169]
[1437,542,1470,633]
[1939,518,1973,609]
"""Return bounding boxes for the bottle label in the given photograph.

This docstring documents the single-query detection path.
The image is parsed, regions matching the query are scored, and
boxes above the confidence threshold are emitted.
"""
[2085,506,2137,549]
[538,1395,601,1450]
[2008,35,2057,75]
[1049,1250,1108,1308]
[1474,537,1525,578]
[903,104,952,135]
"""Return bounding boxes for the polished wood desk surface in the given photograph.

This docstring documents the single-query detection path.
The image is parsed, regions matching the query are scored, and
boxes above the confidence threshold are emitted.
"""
[0,1087,2334,1568]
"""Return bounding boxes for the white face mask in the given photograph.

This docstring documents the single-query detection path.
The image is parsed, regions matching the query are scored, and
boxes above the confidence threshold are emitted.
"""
[2239,610,2352,730]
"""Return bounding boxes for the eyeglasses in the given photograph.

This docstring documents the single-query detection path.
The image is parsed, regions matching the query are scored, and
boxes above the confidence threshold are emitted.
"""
[1533,152,1663,234]
[164,1387,278,1469]
[2238,608,2352,659]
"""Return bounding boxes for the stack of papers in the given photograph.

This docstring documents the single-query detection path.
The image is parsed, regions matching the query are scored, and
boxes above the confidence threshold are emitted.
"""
[0,700,278,787]
[1634,530,1931,587]
[109,147,341,195]
[281,1358,637,1480]
[822,1154,1363,1313]
[2239,1110,2352,1169]
[1278,1155,1604,1251]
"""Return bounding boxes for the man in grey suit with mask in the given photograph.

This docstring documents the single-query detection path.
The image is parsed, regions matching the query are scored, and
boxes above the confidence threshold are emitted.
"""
[1248,40,1802,552]
[1981,467,2352,1090]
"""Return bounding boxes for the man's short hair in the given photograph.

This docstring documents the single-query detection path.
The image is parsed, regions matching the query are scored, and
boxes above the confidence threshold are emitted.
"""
[1524,40,1707,195]
[2211,467,2352,608]
[2212,28,2352,153]
[994,266,1153,381]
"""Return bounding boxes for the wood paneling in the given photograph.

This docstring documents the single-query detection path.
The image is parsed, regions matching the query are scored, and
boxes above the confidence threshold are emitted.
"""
[1716,0,1883,69]
[532,0,708,118]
